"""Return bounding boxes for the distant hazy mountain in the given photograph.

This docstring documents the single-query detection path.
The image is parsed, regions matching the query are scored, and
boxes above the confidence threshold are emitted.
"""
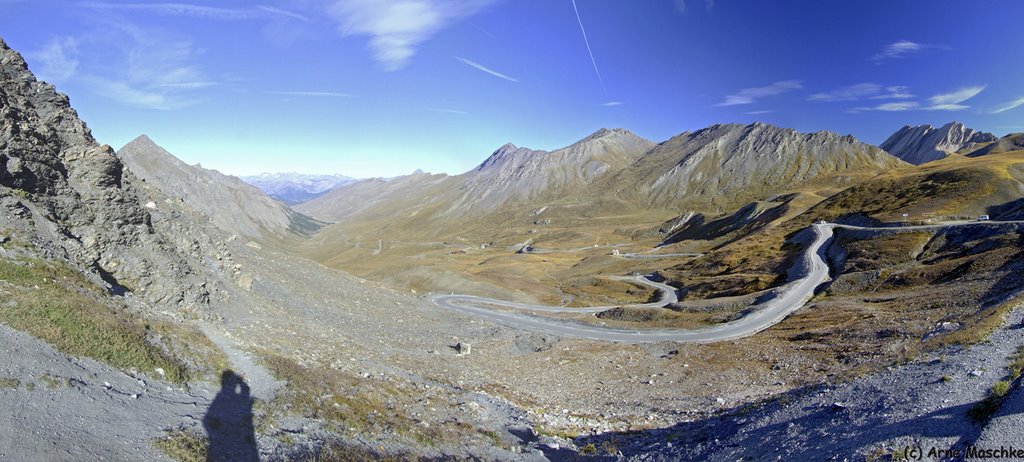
[241,172,356,205]
[881,121,996,165]
[118,136,321,243]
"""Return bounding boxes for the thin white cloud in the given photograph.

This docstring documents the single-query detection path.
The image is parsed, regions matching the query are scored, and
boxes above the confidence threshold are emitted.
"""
[328,0,497,71]
[570,0,606,95]
[745,110,773,115]
[871,40,925,63]
[809,83,882,102]
[255,5,311,22]
[926,85,985,111]
[79,2,308,21]
[811,83,915,102]
[929,86,984,105]
[82,23,212,109]
[82,76,192,110]
[992,97,1024,114]
[849,86,984,113]
[848,101,920,113]
[876,101,920,111]
[80,2,250,19]
[30,37,79,82]
[926,104,970,111]
[269,91,355,98]
[427,107,468,114]
[455,57,518,82]
[870,85,914,99]
[717,80,802,106]
[675,0,715,13]
[469,22,495,38]
[601,101,623,107]
[157,81,217,89]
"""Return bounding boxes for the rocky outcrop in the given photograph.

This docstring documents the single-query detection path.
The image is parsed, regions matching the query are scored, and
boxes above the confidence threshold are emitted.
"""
[881,121,997,165]
[118,135,321,243]
[241,172,355,205]
[0,37,216,312]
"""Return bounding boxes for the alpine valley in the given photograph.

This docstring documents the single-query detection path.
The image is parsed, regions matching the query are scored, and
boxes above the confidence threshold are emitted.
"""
[2,11,1024,461]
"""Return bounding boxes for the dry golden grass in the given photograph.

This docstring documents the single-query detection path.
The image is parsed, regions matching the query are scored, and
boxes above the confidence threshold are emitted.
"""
[0,257,191,382]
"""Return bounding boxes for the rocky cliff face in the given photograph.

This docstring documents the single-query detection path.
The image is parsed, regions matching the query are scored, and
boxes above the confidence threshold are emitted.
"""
[0,37,217,312]
[881,121,997,165]
[613,123,907,209]
[118,135,321,243]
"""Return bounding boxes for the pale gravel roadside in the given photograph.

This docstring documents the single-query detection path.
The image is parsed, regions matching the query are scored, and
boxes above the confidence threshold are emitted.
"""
[575,304,1024,461]
[0,323,216,462]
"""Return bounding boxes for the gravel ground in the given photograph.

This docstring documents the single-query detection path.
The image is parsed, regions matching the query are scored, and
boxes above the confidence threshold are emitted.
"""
[570,304,1024,461]
[0,323,215,461]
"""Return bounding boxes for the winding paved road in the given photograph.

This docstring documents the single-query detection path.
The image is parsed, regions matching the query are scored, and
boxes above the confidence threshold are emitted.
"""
[619,252,704,260]
[431,220,1024,343]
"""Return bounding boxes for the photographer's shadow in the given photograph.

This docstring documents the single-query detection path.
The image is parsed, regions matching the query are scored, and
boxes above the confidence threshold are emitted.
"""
[203,370,258,462]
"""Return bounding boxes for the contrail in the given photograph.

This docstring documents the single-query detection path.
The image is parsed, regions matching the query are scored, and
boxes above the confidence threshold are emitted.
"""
[570,0,607,96]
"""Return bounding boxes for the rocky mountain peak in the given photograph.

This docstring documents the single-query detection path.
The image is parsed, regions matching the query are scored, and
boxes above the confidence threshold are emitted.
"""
[1,38,216,311]
[475,142,542,171]
[126,133,157,146]
[881,121,997,165]
[582,127,639,142]
[117,135,320,241]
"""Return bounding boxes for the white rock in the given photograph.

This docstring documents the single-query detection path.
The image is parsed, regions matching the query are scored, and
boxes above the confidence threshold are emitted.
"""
[881,122,996,165]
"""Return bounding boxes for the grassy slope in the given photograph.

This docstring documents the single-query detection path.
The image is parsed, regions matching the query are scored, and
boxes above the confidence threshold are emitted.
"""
[0,255,226,382]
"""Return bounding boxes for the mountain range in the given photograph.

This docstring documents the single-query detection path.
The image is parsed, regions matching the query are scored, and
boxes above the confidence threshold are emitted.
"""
[119,135,322,244]
[295,122,909,256]
[240,172,356,205]
[5,33,1024,461]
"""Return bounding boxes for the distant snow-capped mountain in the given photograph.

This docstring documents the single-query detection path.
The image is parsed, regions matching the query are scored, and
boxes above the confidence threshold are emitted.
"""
[241,172,357,205]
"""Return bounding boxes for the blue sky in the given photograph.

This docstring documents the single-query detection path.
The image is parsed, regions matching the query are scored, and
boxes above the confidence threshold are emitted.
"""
[2,0,1023,177]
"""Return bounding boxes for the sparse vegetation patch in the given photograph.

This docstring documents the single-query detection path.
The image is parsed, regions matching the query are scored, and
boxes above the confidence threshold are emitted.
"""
[0,256,218,383]
[153,429,208,462]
